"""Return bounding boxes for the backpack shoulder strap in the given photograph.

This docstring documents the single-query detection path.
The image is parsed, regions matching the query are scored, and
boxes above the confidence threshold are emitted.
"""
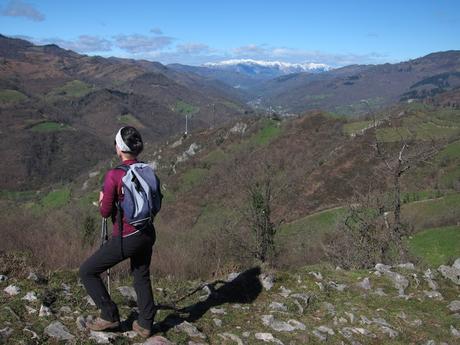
[115,164,130,172]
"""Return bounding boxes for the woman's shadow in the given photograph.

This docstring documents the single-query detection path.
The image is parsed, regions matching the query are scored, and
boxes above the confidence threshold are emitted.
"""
[136,266,264,334]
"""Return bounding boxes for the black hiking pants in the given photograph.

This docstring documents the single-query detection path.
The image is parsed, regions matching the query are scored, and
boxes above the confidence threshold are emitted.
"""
[79,227,156,329]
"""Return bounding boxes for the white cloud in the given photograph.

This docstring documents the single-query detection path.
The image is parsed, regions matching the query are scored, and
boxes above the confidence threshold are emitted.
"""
[1,0,45,22]
[176,42,211,54]
[114,34,174,53]
[233,44,268,55]
[40,35,112,53]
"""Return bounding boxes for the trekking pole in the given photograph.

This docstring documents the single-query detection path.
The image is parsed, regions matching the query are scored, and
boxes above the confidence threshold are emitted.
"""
[101,218,111,296]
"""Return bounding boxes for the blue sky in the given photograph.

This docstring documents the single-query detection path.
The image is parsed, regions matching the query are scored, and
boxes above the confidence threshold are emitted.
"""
[0,0,459,67]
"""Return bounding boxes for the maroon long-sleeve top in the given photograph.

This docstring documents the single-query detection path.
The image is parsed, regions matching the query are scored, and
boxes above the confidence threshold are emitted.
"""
[100,159,138,237]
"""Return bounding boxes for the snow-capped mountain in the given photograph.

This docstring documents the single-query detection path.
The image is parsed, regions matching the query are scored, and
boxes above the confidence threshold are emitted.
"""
[203,59,331,78]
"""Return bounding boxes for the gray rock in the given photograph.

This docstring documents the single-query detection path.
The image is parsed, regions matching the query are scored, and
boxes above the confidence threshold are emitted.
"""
[328,281,347,291]
[317,325,335,335]
[451,325,460,337]
[218,332,243,345]
[323,302,336,316]
[424,341,436,345]
[309,271,323,280]
[357,277,371,290]
[383,270,409,295]
[375,263,392,272]
[76,315,95,332]
[261,315,305,332]
[59,306,72,314]
[117,286,137,302]
[85,295,96,306]
[424,290,443,300]
[27,272,39,281]
[345,312,355,324]
[39,304,52,317]
[341,327,376,338]
[312,330,327,342]
[374,288,386,296]
[269,302,288,312]
[397,263,415,270]
[278,286,291,297]
[22,291,38,301]
[453,258,460,270]
[409,319,423,327]
[290,293,311,307]
[438,265,460,285]
[260,272,275,291]
[0,275,7,282]
[315,282,324,291]
[210,307,227,314]
[0,327,13,340]
[448,300,460,312]
[424,269,438,290]
[143,336,175,345]
[292,299,304,314]
[255,332,284,344]
[175,321,206,339]
[25,305,37,314]
[380,326,399,338]
[242,332,250,338]
[227,272,239,281]
[213,319,222,327]
[44,321,75,341]
[3,284,20,296]
[89,330,117,344]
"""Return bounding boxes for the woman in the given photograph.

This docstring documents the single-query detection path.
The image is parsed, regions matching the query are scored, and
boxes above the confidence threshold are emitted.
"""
[79,126,157,338]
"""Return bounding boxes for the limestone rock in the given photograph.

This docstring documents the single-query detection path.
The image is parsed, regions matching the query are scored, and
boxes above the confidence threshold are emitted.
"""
[117,286,137,302]
[278,286,291,297]
[328,281,347,292]
[397,263,415,270]
[424,269,438,290]
[260,272,275,291]
[25,305,37,314]
[44,321,75,341]
[254,332,284,344]
[453,258,460,270]
[210,307,226,314]
[39,304,52,317]
[451,325,460,337]
[438,264,460,285]
[290,293,311,307]
[357,277,371,290]
[0,327,14,340]
[309,271,323,280]
[175,321,206,339]
[22,291,38,301]
[269,302,288,312]
[261,314,305,332]
[424,290,443,300]
[3,284,20,296]
[218,332,243,345]
[448,300,460,312]
[89,330,117,344]
[213,318,222,327]
[27,272,39,281]
[383,270,409,295]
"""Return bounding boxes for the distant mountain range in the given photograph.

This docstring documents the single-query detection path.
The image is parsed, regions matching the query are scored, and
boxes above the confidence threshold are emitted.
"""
[170,59,330,90]
[0,34,250,189]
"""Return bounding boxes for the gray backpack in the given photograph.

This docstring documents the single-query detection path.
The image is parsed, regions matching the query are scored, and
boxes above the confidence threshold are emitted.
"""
[116,163,163,229]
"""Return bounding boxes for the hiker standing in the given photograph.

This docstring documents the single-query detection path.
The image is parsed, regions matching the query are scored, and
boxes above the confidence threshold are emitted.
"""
[79,126,162,338]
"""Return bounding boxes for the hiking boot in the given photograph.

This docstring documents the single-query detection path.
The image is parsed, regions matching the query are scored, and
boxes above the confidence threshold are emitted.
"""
[132,320,152,338]
[86,317,120,331]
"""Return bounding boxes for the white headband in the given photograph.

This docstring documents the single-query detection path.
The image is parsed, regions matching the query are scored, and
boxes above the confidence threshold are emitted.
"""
[115,128,132,152]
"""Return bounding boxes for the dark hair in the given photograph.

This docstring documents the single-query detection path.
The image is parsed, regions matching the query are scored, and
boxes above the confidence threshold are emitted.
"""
[121,126,143,155]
